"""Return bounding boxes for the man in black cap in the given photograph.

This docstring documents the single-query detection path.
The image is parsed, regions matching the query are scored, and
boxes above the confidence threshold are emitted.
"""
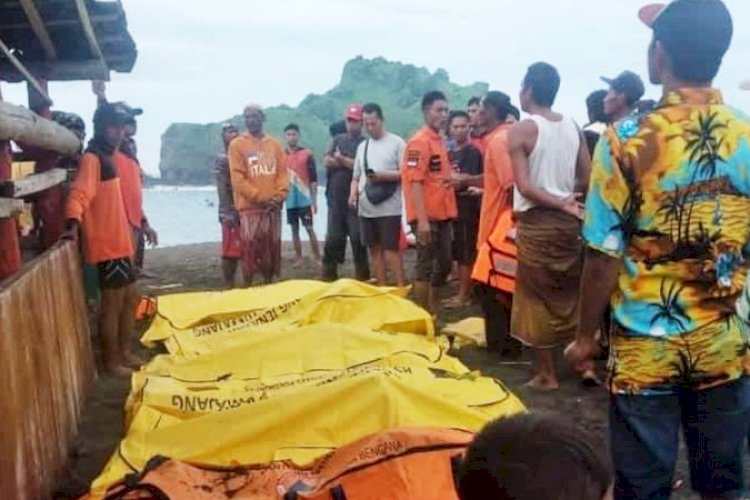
[601,71,646,123]
[566,1,750,498]
[63,103,142,377]
[92,80,157,273]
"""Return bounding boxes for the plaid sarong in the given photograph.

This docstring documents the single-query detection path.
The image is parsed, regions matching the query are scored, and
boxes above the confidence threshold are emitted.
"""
[239,208,282,280]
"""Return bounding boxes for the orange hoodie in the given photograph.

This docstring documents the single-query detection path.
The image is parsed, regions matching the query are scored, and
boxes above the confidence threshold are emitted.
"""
[114,151,145,229]
[228,133,289,212]
[65,153,133,264]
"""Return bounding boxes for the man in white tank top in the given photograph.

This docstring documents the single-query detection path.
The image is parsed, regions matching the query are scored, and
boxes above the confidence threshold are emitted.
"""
[508,62,593,391]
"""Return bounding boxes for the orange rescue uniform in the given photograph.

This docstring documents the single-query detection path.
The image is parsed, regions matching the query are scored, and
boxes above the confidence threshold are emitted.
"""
[401,125,457,223]
[114,151,145,229]
[472,124,517,294]
[65,153,133,264]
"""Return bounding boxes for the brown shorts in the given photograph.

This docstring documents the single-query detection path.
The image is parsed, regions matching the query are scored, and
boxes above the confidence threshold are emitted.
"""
[360,216,401,251]
[412,220,453,287]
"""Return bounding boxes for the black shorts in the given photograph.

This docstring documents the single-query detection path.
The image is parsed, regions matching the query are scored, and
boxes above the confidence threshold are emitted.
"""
[360,216,401,251]
[452,217,479,266]
[97,258,137,289]
[287,206,313,229]
[412,220,453,287]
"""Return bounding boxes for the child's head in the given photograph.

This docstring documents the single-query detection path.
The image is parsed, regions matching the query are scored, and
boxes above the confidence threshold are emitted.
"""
[458,413,613,500]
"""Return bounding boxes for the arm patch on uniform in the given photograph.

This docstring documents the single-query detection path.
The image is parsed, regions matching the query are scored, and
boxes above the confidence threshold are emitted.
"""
[428,154,442,172]
[406,150,420,168]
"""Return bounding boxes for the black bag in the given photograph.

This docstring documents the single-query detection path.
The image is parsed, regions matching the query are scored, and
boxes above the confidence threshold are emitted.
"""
[363,139,398,205]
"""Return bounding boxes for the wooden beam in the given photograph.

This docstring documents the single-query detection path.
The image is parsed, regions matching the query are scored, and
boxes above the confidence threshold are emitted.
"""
[0,59,109,82]
[0,100,81,156]
[18,0,57,59]
[0,198,24,218]
[0,14,122,30]
[0,169,66,199]
[0,37,52,106]
[74,0,104,61]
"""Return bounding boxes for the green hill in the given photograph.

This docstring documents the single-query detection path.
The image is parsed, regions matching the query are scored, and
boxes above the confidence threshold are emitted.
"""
[158,56,489,184]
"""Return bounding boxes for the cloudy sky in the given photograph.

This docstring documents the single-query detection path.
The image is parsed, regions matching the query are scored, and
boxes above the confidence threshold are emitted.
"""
[3,0,750,177]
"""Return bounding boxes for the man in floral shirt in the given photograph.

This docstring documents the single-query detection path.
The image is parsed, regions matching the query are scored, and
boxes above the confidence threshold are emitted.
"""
[566,1,750,498]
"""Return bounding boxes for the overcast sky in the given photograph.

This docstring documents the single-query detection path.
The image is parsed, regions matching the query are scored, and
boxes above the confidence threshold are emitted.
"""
[3,0,749,178]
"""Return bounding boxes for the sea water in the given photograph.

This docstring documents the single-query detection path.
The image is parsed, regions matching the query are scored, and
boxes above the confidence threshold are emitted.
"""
[143,186,329,247]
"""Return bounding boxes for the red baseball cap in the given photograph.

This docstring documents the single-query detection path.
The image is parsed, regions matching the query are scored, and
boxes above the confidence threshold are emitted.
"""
[345,104,363,121]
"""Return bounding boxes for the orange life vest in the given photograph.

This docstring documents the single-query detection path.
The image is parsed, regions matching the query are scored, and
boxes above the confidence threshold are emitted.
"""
[98,427,472,500]
[471,207,517,294]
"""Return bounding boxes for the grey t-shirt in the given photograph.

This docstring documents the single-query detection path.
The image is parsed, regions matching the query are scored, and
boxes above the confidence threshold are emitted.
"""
[353,132,406,218]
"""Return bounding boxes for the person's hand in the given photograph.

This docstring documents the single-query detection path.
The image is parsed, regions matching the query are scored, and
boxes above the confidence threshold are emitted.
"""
[447,172,467,190]
[560,193,585,220]
[143,224,159,247]
[267,198,283,210]
[367,171,384,183]
[324,155,337,168]
[312,203,318,216]
[333,147,343,163]
[61,219,79,242]
[92,80,106,99]
[348,193,358,209]
[417,220,431,246]
[564,338,600,371]
[61,228,78,242]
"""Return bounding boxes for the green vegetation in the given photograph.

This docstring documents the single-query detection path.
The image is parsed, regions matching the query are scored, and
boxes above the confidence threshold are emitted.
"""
[158,56,488,184]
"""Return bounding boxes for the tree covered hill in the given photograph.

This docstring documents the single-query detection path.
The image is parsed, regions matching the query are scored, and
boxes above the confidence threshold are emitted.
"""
[158,56,488,184]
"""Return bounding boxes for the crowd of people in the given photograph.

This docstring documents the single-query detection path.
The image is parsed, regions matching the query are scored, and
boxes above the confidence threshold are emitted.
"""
[210,0,750,498]
[29,0,750,497]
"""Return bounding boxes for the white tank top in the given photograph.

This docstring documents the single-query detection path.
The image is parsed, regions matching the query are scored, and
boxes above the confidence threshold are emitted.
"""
[513,114,580,213]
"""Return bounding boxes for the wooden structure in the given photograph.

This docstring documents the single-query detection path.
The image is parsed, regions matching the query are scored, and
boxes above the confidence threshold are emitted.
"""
[0,2,138,498]
[0,0,138,280]
[0,99,80,154]
[0,241,95,500]
[0,0,137,83]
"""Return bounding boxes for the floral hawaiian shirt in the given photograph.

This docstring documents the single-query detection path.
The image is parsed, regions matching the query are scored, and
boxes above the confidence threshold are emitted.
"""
[583,88,750,395]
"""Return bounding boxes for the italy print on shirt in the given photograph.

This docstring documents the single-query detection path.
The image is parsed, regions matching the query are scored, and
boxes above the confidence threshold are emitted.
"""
[246,150,277,177]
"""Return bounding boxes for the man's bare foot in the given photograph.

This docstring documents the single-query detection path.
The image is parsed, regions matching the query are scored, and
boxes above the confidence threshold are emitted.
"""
[580,369,602,387]
[443,296,468,310]
[103,364,133,378]
[523,374,559,392]
[122,352,145,369]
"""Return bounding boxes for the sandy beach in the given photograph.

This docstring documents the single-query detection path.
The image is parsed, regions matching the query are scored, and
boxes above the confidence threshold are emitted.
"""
[54,242,711,499]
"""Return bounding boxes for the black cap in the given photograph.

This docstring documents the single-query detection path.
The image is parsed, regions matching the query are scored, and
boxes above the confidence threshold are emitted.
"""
[93,103,130,128]
[112,101,143,117]
[639,1,733,60]
[601,71,646,105]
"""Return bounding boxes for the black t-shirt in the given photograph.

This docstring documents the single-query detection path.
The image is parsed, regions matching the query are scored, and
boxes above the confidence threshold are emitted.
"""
[584,130,601,158]
[450,144,483,219]
[326,133,365,204]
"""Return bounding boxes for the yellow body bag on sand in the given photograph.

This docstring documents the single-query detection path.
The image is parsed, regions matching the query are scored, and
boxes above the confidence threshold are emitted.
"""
[86,280,526,499]
[93,372,524,497]
[143,280,434,357]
